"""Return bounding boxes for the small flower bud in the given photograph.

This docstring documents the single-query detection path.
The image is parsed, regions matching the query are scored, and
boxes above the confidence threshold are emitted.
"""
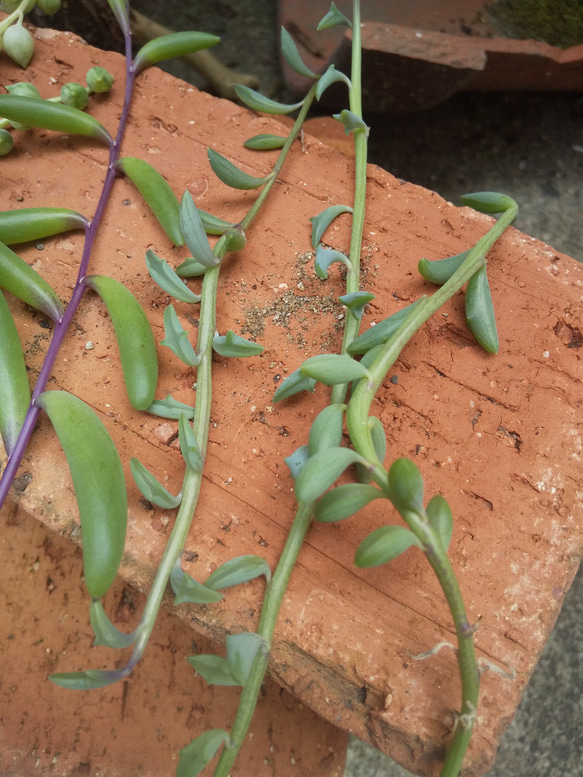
[60,82,89,110]
[85,66,114,94]
[0,128,14,157]
[3,23,34,69]
[223,226,246,252]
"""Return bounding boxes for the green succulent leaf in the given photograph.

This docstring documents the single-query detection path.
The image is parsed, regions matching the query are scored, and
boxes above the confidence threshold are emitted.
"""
[272,367,317,403]
[205,555,272,589]
[426,495,454,553]
[2,23,34,68]
[175,257,209,277]
[333,109,368,136]
[0,95,112,144]
[187,655,238,686]
[300,353,371,386]
[226,632,267,686]
[207,147,271,190]
[36,0,62,14]
[280,26,317,78]
[418,249,470,285]
[308,403,346,456]
[133,31,220,74]
[317,1,352,30]
[160,304,200,367]
[146,394,195,420]
[295,447,368,503]
[106,0,130,34]
[355,525,421,568]
[89,599,137,649]
[198,209,234,235]
[465,265,499,354]
[284,444,311,479]
[310,204,353,249]
[316,64,352,100]
[36,391,127,599]
[315,483,382,523]
[243,133,286,150]
[0,128,14,156]
[314,244,352,279]
[234,83,304,115]
[177,729,230,777]
[355,416,387,484]
[0,240,64,322]
[145,249,201,303]
[60,82,89,111]
[0,290,30,456]
[223,226,246,252]
[180,191,217,267]
[388,457,425,515]
[0,207,87,245]
[85,66,114,93]
[212,330,263,358]
[178,413,204,473]
[130,457,182,509]
[347,298,425,355]
[339,291,375,321]
[49,668,129,691]
[460,191,518,215]
[116,156,183,246]
[171,562,224,605]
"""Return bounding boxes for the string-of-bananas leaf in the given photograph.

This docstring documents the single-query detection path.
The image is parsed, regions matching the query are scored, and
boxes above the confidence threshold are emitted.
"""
[0,290,31,456]
[0,241,64,322]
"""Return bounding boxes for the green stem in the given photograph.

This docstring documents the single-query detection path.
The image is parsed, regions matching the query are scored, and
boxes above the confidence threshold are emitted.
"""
[212,502,314,777]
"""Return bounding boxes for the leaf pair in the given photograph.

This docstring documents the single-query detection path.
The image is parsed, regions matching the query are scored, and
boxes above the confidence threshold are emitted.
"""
[188,631,267,687]
[171,555,271,607]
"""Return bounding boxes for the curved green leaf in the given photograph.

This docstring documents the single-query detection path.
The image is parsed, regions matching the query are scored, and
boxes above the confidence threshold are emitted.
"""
[388,457,425,515]
[339,291,375,321]
[49,667,129,691]
[226,632,267,685]
[176,257,209,277]
[212,330,263,358]
[315,483,382,523]
[187,655,238,686]
[333,109,368,136]
[198,209,234,236]
[281,26,316,78]
[295,447,368,503]
[284,444,310,479]
[316,64,352,100]
[234,83,304,115]
[300,353,371,386]
[145,249,201,303]
[207,148,271,190]
[89,598,137,649]
[85,275,158,411]
[317,1,352,30]
[36,390,127,599]
[0,95,112,145]
[179,413,204,472]
[465,265,499,354]
[0,207,87,245]
[347,298,425,355]
[426,495,454,553]
[161,304,200,367]
[243,133,286,151]
[146,394,195,420]
[0,240,64,322]
[180,192,217,268]
[355,525,420,568]
[308,403,346,456]
[460,191,517,215]
[0,289,30,456]
[133,31,220,74]
[310,204,353,248]
[117,156,183,245]
[205,555,272,589]
[314,244,352,279]
[171,561,223,605]
[418,250,470,286]
[177,730,230,777]
[130,457,182,509]
[272,367,317,403]
[106,0,130,34]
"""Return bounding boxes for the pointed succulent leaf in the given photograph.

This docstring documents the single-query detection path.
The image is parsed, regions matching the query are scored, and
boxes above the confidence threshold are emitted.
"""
[0,95,112,144]
[280,26,317,78]
[426,495,454,553]
[227,632,267,686]
[6,81,41,98]
[176,257,209,277]
[316,64,352,100]
[0,207,87,245]
[129,457,182,509]
[315,483,382,523]
[145,249,201,303]
[355,525,421,568]
[308,403,346,456]
[234,83,304,115]
[465,265,499,354]
[368,416,387,464]
[0,240,64,321]
[284,444,311,479]
[295,447,368,503]
[2,24,34,68]
[187,655,238,686]
[418,250,470,285]
[207,148,271,190]
[133,31,220,74]
[197,208,234,235]
[180,191,217,267]
[317,1,352,30]
[146,394,195,420]
[36,391,127,599]
[0,129,14,156]
[388,457,425,515]
[460,192,517,215]
[272,367,317,403]
[310,204,353,248]
[314,244,352,279]
[339,291,375,321]
[50,667,129,691]
[212,330,263,358]
[179,413,204,472]
[205,555,272,589]
[0,290,30,456]
[171,562,223,605]
[348,298,425,355]
[89,599,137,649]
[106,0,130,34]
[177,730,230,777]
[333,109,368,136]
[160,304,200,367]
[300,354,371,386]
[117,157,183,246]
[243,133,286,150]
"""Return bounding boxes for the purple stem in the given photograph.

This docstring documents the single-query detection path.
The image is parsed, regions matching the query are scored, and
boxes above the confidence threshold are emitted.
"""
[0,28,136,508]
